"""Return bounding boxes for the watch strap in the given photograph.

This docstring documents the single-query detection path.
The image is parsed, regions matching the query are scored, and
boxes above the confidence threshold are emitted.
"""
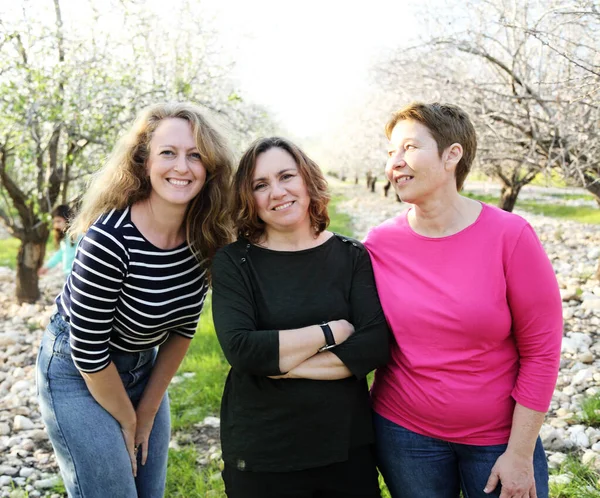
[318,322,336,352]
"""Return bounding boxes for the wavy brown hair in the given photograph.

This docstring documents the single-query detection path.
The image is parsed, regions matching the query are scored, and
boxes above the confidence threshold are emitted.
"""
[233,137,330,243]
[70,102,234,270]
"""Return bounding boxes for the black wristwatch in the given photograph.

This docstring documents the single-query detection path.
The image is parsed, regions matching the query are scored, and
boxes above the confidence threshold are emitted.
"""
[318,322,336,352]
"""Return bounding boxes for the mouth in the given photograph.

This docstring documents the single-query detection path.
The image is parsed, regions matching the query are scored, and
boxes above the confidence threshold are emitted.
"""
[395,175,414,184]
[167,178,192,187]
[272,201,294,211]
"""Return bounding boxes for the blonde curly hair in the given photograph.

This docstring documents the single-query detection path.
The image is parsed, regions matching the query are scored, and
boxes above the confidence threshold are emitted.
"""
[70,102,234,269]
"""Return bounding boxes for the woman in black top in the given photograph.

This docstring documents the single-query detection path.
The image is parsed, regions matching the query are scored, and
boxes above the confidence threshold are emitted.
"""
[212,137,389,498]
[36,102,233,497]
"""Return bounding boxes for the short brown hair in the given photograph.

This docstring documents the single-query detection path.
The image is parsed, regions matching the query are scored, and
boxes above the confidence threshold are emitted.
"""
[385,102,477,190]
[233,137,330,243]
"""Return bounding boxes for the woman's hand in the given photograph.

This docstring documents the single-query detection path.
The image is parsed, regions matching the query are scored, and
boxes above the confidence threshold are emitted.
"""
[135,408,156,466]
[120,421,137,477]
[329,319,355,345]
[484,450,536,498]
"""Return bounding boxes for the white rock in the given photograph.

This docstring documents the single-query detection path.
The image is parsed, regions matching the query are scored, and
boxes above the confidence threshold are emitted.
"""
[0,465,18,476]
[0,333,18,347]
[13,416,34,431]
[549,473,573,485]
[0,475,12,486]
[0,423,9,436]
[33,476,61,489]
[572,368,594,386]
[18,467,34,478]
[581,299,600,311]
[547,452,567,469]
[9,380,32,394]
[202,416,220,428]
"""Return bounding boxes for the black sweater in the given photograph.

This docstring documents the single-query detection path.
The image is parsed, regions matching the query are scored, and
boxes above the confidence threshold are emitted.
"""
[212,234,390,472]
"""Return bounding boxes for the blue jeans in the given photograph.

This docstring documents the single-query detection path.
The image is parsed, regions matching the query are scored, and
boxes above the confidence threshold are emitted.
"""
[374,413,549,498]
[36,313,170,498]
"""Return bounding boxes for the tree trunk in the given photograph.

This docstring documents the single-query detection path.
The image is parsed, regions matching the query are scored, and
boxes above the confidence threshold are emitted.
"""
[498,185,522,212]
[583,182,600,207]
[370,176,377,193]
[16,234,48,304]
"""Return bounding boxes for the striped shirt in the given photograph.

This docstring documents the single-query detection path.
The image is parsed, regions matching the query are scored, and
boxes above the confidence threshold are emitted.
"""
[56,207,207,373]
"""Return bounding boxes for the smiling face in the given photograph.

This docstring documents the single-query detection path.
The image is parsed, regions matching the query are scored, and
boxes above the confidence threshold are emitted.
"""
[385,119,458,204]
[146,117,207,210]
[251,147,311,236]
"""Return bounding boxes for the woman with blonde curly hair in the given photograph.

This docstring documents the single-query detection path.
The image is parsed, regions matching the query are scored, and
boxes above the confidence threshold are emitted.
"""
[212,136,390,497]
[36,102,234,497]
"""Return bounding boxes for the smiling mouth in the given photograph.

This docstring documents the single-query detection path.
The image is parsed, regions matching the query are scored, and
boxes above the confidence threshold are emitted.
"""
[395,176,414,184]
[167,179,192,186]
[272,201,294,211]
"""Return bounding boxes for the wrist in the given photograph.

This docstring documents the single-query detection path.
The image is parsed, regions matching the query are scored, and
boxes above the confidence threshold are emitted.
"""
[318,322,336,352]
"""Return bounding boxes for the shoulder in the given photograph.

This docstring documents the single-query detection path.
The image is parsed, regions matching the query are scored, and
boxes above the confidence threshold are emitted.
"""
[82,208,130,255]
[479,203,530,238]
[364,213,408,247]
[331,233,366,252]
[213,238,250,266]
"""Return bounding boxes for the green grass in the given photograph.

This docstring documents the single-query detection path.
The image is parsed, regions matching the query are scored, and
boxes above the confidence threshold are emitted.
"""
[518,202,600,224]
[166,446,225,497]
[579,394,600,427]
[0,237,20,269]
[549,456,600,498]
[328,195,354,235]
[169,293,228,431]
[463,192,600,224]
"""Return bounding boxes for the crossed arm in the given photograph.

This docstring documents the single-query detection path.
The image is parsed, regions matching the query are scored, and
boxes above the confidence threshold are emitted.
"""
[211,246,390,381]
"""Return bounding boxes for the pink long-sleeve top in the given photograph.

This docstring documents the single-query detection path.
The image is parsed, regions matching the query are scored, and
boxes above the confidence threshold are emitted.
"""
[364,202,563,445]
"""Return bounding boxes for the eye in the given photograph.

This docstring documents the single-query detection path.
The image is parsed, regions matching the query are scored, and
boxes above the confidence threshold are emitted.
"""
[159,150,175,156]
[405,144,416,150]
[253,183,267,191]
[387,150,395,157]
[189,152,202,160]
[281,173,295,181]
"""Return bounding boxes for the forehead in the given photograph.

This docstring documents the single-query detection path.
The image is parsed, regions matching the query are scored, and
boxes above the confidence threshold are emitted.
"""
[389,119,434,144]
[253,147,298,178]
[151,117,195,144]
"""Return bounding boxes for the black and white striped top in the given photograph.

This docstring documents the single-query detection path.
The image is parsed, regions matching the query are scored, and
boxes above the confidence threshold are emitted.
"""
[56,207,207,373]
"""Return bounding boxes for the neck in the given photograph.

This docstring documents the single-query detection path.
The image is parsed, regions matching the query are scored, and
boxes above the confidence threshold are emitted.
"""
[408,190,481,238]
[131,198,187,249]
[260,222,324,251]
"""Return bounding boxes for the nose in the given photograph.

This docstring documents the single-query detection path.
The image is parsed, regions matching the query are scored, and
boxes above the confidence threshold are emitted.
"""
[270,181,286,198]
[173,155,190,174]
[389,150,407,169]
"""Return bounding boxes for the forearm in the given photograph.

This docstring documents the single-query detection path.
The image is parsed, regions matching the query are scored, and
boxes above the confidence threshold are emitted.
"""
[137,334,191,418]
[81,362,136,427]
[507,402,546,458]
[278,325,328,373]
[275,351,352,380]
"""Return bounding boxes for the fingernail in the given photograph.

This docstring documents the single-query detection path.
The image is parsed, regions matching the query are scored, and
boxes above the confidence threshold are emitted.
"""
[483,488,489,493]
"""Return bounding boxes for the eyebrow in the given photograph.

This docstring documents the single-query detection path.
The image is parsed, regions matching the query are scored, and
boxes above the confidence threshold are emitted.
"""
[157,144,199,151]
[252,168,296,183]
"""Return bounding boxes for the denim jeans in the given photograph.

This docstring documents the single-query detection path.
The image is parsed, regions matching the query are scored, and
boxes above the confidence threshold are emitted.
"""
[374,413,549,498]
[36,313,170,498]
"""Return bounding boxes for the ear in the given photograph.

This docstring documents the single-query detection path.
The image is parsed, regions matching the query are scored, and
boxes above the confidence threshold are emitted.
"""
[443,143,463,172]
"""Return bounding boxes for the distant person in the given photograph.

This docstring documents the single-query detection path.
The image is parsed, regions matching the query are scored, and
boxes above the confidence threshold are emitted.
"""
[38,204,78,280]
[364,102,563,498]
[212,136,390,498]
[36,102,234,498]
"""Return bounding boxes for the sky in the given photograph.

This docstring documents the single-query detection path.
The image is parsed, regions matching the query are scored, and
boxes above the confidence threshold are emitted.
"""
[3,0,424,137]
[195,0,423,137]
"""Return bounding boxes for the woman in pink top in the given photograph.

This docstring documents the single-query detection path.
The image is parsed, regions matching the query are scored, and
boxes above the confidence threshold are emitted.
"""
[363,102,562,498]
